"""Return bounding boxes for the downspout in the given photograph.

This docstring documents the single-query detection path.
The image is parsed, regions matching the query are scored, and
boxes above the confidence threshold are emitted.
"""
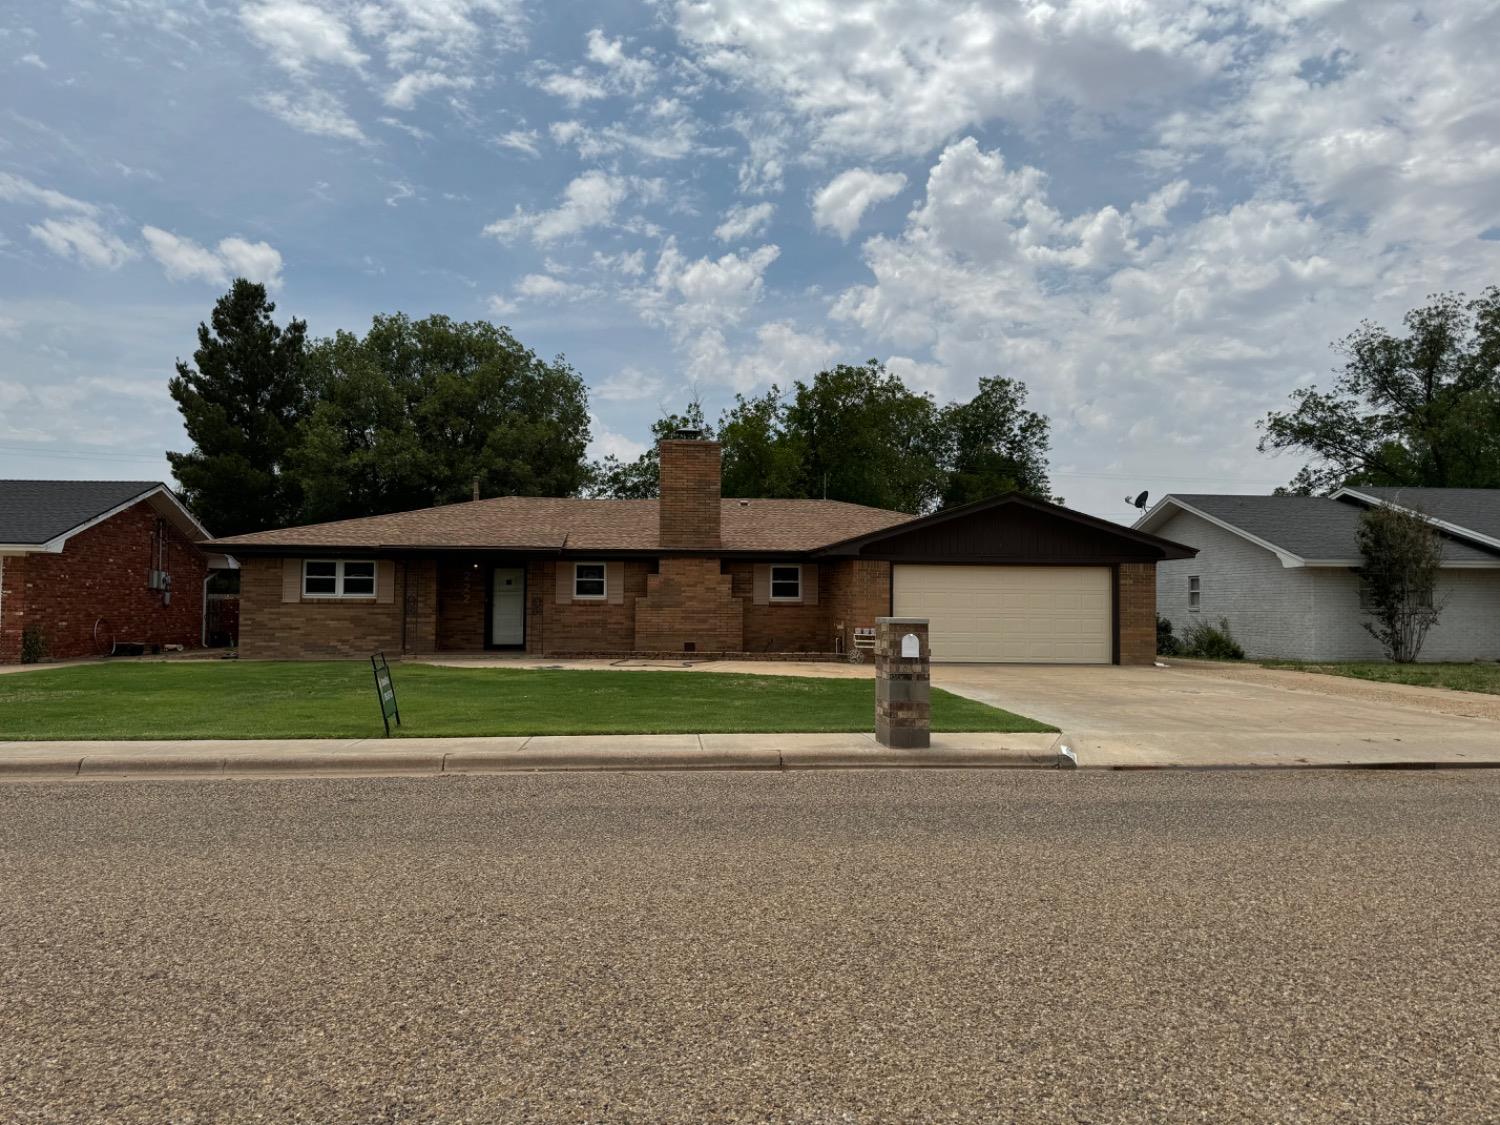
[201,571,213,647]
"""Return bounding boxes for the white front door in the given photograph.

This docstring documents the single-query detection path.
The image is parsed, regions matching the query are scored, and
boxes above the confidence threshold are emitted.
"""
[491,567,525,647]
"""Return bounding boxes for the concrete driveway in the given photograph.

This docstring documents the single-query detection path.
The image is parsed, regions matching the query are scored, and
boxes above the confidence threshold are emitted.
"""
[934,661,1500,767]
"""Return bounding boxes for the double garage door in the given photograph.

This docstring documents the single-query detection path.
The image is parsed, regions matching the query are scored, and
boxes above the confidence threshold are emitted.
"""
[892,565,1112,663]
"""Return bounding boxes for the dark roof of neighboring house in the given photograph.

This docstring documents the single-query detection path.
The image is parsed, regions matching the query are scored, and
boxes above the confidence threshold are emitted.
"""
[0,480,166,546]
[205,496,914,554]
[1339,487,1500,545]
[1141,493,1498,563]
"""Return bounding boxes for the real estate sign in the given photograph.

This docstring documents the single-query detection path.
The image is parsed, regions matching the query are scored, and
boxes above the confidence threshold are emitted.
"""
[370,652,401,736]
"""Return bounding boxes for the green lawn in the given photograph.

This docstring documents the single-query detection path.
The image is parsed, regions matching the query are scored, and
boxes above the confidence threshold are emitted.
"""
[0,662,1053,740]
[1260,660,1500,696]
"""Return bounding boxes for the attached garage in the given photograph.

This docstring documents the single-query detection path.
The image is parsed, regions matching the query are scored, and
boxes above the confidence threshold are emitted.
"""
[893,564,1112,663]
[815,493,1198,665]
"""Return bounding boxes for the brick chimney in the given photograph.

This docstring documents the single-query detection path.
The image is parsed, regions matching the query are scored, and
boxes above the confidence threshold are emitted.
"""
[658,431,722,549]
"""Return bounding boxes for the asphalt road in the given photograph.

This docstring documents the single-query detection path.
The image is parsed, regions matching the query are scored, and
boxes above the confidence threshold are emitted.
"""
[2,770,1497,1123]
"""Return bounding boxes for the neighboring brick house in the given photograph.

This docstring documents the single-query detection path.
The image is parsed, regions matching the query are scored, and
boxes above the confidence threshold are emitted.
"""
[0,481,237,663]
[207,434,1194,664]
[1137,488,1500,661]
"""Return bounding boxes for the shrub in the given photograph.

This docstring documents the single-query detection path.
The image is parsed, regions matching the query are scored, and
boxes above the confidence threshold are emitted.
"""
[1180,616,1244,660]
[1356,504,1444,663]
[1156,615,1181,656]
[20,625,45,664]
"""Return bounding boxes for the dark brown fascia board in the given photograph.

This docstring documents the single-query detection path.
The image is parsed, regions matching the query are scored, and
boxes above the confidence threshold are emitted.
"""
[811,490,1199,560]
[197,543,823,560]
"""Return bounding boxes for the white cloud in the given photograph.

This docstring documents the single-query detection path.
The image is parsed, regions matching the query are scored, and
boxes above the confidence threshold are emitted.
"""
[29,218,135,270]
[384,180,417,207]
[594,365,664,402]
[513,273,599,301]
[239,0,367,72]
[537,72,607,106]
[142,226,284,288]
[19,52,46,69]
[384,70,472,109]
[253,88,367,141]
[727,321,841,392]
[0,172,98,216]
[585,28,654,91]
[587,415,647,461]
[811,169,906,239]
[676,0,1237,157]
[483,170,634,244]
[714,201,774,242]
[495,128,540,156]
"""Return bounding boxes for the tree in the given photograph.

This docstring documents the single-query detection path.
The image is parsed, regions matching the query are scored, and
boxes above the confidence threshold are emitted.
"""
[290,315,591,521]
[938,376,1052,507]
[718,388,803,499]
[779,361,942,513]
[1356,503,1445,662]
[585,403,710,499]
[1259,288,1500,494]
[167,280,309,536]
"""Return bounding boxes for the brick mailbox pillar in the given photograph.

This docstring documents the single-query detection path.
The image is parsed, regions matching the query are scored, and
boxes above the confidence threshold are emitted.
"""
[875,617,930,749]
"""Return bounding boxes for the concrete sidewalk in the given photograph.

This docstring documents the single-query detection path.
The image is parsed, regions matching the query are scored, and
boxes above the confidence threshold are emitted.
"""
[0,731,1065,780]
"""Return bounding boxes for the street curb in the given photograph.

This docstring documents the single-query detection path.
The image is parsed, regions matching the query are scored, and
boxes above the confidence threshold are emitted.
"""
[0,743,1061,781]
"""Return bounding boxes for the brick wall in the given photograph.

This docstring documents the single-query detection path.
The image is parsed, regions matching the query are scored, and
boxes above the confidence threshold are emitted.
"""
[824,559,891,654]
[658,440,722,549]
[0,501,210,662]
[634,556,743,652]
[1117,561,1157,666]
[437,560,487,650]
[238,556,437,659]
[726,561,831,651]
[526,559,651,654]
[0,554,28,663]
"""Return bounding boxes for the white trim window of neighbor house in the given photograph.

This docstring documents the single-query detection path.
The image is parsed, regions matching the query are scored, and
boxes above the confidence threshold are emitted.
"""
[574,562,607,599]
[770,564,802,602]
[303,559,377,598]
[1188,575,1201,611]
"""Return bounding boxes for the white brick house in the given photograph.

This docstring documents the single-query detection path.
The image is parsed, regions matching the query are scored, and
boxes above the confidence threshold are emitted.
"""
[1136,489,1500,662]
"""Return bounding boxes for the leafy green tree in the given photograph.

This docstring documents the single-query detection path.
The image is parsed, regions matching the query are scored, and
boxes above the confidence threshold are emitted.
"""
[167,280,309,535]
[718,389,803,499]
[938,376,1052,506]
[780,361,942,513]
[1356,504,1445,662]
[585,403,710,499]
[1259,288,1500,494]
[291,315,591,521]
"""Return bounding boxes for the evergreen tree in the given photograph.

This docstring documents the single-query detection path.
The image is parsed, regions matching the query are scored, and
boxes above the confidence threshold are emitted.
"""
[167,280,309,536]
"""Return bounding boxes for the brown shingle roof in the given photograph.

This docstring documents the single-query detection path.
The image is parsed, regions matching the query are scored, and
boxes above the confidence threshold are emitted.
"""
[205,497,913,554]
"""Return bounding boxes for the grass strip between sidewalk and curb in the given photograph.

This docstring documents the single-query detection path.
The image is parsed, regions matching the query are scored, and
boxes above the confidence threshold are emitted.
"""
[0,662,1052,741]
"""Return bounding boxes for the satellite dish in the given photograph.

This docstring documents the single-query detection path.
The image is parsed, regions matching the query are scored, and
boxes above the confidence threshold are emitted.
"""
[1124,490,1149,510]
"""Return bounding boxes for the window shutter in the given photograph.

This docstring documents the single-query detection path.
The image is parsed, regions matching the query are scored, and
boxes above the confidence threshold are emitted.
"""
[282,558,301,603]
[752,564,770,606]
[606,561,625,605]
[555,562,573,604]
[376,560,395,604]
[802,564,818,606]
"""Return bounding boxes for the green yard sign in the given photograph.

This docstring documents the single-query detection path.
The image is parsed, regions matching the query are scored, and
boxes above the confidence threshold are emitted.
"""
[371,652,401,736]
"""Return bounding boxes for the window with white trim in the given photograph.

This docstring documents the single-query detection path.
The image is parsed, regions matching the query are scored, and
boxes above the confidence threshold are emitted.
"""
[574,562,606,599]
[1188,575,1201,611]
[303,559,377,598]
[770,564,802,602]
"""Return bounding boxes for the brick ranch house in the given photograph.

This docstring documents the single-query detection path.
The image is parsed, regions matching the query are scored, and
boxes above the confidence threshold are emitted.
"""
[206,435,1195,664]
[0,481,238,663]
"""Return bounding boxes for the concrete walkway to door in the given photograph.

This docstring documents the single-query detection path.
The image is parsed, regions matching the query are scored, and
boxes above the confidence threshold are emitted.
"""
[932,661,1500,768]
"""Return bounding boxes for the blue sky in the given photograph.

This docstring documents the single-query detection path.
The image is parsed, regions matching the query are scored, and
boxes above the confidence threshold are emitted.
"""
[1,0,1497,521]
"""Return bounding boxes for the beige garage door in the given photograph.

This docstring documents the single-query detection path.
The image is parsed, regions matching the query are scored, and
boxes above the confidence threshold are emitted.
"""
[893,565,1112,663]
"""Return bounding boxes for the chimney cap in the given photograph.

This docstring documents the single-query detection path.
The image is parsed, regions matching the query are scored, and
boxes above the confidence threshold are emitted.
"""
[670,427,706,441]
